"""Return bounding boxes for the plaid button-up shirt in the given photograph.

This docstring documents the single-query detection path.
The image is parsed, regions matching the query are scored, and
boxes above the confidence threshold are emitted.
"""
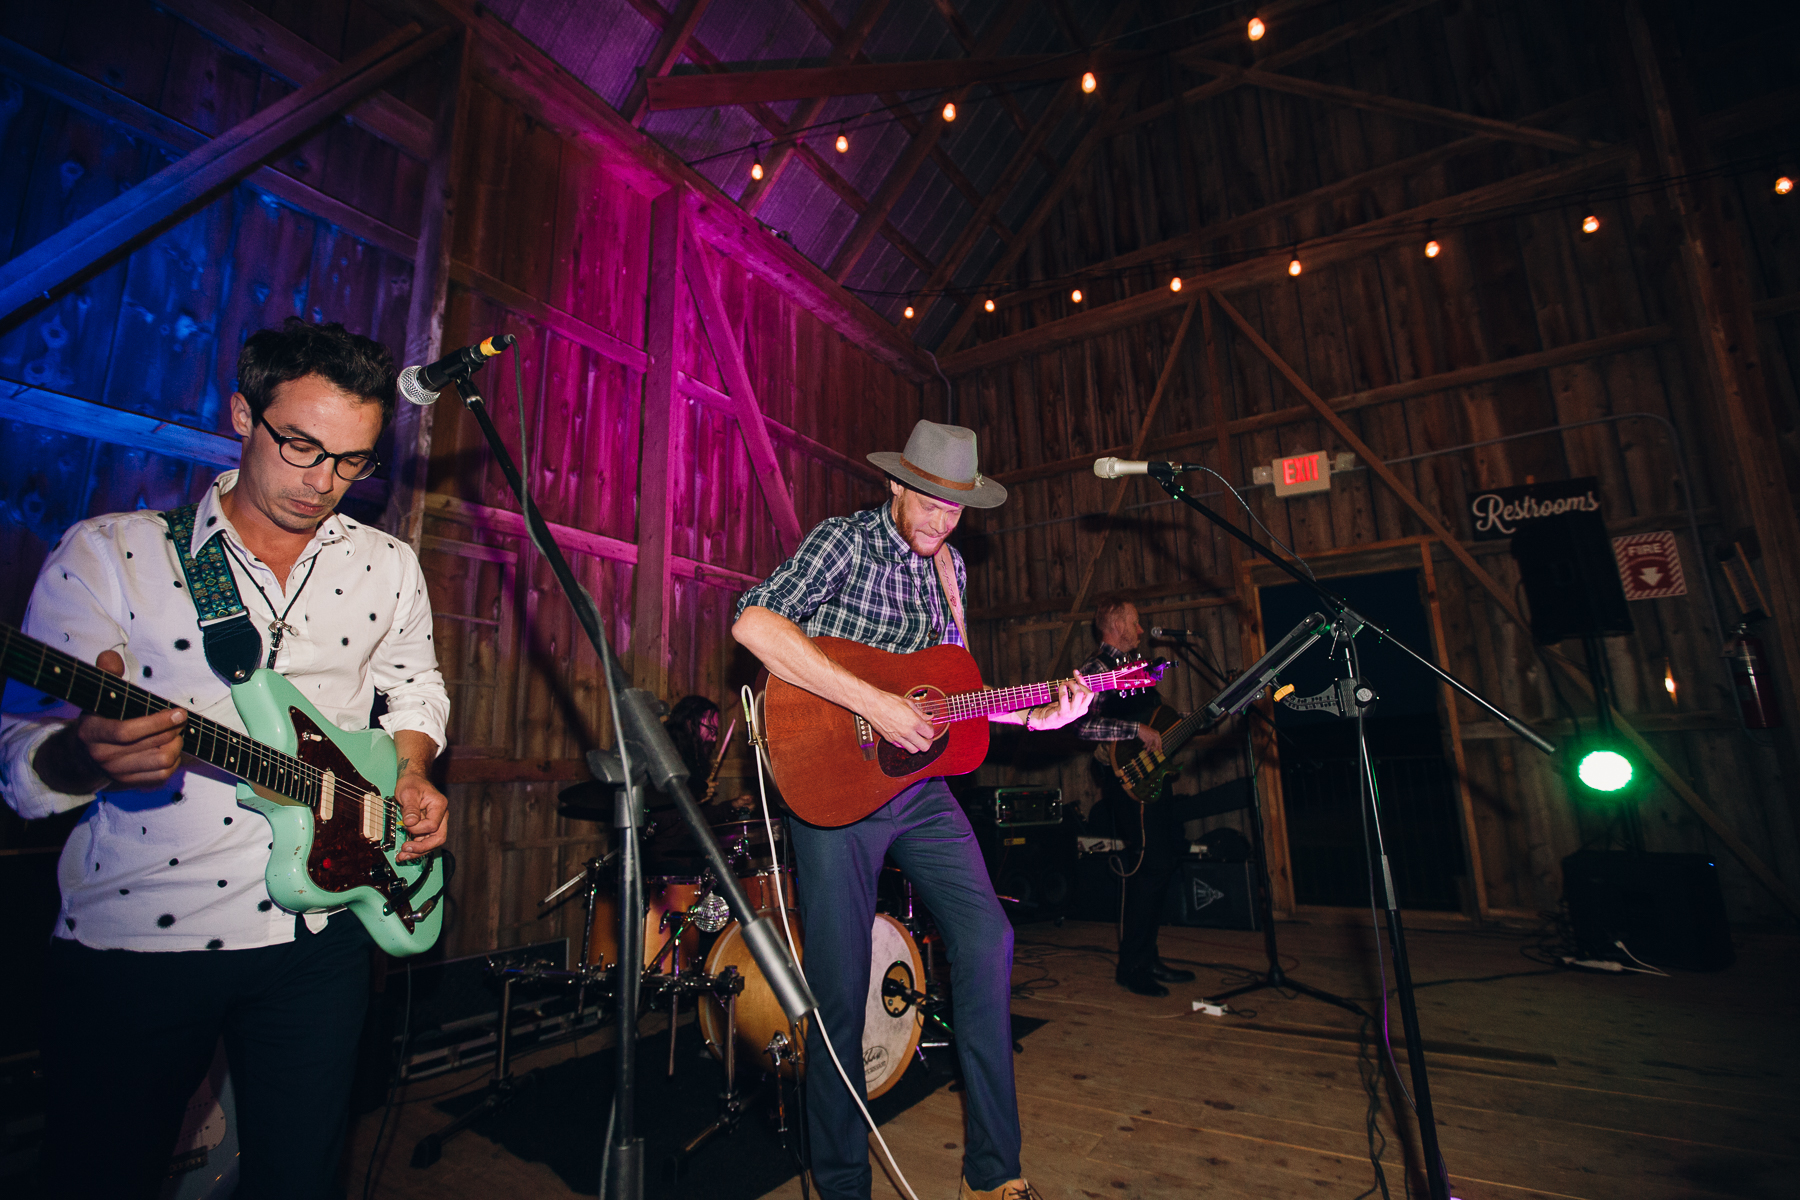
[1075,642,1155,742]
[736,504,966,654]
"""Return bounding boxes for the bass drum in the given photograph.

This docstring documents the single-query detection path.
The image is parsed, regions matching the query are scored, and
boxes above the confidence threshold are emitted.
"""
[698,913,924,1101]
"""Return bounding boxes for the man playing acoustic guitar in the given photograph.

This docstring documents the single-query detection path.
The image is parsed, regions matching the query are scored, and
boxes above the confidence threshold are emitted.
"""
[0,319,449,1199]
[733,419,1092,1200]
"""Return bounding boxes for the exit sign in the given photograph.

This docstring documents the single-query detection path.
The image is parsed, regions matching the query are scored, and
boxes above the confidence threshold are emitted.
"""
[1273,450,1331,497]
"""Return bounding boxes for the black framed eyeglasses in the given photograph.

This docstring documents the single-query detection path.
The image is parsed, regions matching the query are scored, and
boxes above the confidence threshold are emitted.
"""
[255,412,381,481]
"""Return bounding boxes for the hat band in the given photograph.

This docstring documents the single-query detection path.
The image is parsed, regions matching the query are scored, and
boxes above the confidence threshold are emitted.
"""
[901,456,978,492]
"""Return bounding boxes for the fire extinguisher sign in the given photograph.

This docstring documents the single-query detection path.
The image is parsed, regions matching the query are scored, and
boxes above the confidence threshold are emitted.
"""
[1613,531,1687,600]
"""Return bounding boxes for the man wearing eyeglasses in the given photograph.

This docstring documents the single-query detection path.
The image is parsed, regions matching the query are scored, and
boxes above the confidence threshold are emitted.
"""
[0,318,450,1199]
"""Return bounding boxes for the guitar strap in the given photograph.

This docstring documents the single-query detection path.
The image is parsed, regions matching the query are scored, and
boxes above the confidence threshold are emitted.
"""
[932,545,968,648]
[162,503,262,684]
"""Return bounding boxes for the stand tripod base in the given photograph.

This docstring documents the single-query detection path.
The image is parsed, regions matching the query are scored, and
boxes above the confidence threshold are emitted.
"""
[1205,965,1365,1018]
[410,1072,540,1168]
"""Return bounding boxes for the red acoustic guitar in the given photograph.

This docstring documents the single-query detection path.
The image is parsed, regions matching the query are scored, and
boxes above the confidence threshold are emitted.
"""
[753,636,1166,827]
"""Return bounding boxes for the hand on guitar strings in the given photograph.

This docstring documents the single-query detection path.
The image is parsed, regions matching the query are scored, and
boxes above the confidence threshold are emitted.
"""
[861,687,939,754]
[35,650,187,794]
[393,730,449,861]
[1135,724,1164,755]
[1026,673,1097,731]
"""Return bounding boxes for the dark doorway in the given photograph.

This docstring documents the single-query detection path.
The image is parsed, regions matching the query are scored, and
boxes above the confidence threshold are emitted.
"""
[1259,569,1465,910]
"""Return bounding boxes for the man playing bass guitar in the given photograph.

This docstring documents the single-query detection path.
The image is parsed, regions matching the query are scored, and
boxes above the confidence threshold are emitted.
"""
[1075,594,1199,997]
[0,319,449,1199]
[733,419,1092,1200]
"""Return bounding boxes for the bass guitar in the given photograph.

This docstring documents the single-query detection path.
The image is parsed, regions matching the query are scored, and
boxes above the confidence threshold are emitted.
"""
[1105,700,1229,803]
[753,636,1165,827]
[1,621,444,957]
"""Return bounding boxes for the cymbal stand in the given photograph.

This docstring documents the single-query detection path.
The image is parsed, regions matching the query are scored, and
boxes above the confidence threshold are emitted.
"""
[894,877,955,1052]
[667,969,757,1178]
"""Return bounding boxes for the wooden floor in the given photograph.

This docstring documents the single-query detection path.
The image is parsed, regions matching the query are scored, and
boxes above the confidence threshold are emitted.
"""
[351,917,1798,1199]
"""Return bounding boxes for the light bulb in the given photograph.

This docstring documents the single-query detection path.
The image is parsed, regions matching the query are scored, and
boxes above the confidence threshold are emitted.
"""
[1777,176,1795,195]
[1425,239,1441,258]
[1288,257,1302,276]
[751,160,764,181]
[1170,276,1182,292]
[1582,213,1600,234]
[1081,72,1097,94]
[1664,661,1678,704]
[836,133,848,153]
[903,305,915,319]
[1248,17,1266,40]
[984,298,995,312]
[1071,288,1083,303]
[942,102,957,122]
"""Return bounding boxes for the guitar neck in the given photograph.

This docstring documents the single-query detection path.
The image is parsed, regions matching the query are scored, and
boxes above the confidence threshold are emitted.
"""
[915,665,1145,724]
[1,623,320,807]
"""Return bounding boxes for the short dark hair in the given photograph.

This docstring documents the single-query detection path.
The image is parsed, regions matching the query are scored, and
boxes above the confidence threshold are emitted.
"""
[1092,592,1134,638]
[236,318,398,426]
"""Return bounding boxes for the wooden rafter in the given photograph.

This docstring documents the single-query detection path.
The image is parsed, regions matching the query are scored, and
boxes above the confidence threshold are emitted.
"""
[790,0,1017,248]
[0,23,452,327]
[826,0,1034,282]
[1211,291,1800,919]
[621,0,941,281]
[1185,56,1604,155]
[940,145,1629,373]
[631,188,688,693]
[645,50,1141,109]
[621,0,716,126]
[927,0,1059,177]
[681,231,805,552]
[738,0,893,214]
[1048,300,1198,671]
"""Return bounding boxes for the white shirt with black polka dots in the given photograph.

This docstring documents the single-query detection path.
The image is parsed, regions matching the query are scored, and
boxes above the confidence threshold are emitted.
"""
[0,471,450,952]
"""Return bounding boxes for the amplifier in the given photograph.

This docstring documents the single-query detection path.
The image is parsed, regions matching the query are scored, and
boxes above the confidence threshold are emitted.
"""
[971,787,1065,828]
[1164,861,1259,930]
[1562,851,1733,971]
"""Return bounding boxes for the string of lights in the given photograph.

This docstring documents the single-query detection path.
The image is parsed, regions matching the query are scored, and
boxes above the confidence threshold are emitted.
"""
[846,151,1798,315]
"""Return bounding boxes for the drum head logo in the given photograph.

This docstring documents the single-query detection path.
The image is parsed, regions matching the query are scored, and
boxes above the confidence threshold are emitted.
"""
[863,1045,890,1084]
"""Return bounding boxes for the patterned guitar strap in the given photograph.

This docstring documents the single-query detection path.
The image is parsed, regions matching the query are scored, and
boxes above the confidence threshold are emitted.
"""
[932,545,968,647]
[163,503,263,684]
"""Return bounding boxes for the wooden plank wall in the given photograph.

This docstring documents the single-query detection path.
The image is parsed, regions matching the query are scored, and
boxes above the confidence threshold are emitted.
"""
[0,0,926,962]
[952,0,1800,926]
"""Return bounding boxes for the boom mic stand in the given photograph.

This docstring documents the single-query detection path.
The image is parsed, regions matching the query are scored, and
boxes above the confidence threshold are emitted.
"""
[435,348,816,1200]
[1138,464,1554,1200]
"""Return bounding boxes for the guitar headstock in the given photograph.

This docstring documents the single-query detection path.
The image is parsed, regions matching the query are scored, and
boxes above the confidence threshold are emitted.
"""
[1111,657,1169,695]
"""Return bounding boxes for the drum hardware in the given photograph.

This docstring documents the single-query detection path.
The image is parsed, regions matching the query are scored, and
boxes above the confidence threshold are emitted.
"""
[411,960,548,1168]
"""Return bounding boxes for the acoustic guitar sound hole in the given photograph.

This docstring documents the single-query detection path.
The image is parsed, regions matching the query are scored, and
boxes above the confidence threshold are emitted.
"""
[876,685,950,778]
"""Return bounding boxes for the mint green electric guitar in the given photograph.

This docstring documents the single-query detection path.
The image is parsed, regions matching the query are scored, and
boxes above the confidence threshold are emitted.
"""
[2,621,444,956]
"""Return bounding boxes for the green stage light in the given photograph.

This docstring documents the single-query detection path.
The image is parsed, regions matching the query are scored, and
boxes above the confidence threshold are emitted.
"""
[1577,748,1634,793]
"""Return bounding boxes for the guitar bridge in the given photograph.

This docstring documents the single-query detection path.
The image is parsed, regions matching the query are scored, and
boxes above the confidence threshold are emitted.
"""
[852,713,878,761]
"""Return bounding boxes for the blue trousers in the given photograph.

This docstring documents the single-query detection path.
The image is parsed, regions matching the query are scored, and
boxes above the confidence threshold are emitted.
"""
[39,912,372,1199]
[788,779,1019,1199]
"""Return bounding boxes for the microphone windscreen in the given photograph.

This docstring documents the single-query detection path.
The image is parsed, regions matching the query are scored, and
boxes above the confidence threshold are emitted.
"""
[397,365,438,407]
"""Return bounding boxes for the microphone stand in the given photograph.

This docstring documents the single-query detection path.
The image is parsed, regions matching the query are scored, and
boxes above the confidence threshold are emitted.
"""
[1141,465,1554,1200]
[438,364,816,1200]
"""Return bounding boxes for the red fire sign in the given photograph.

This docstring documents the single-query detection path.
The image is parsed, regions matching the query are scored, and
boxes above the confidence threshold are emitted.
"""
[1613,531,1686,600]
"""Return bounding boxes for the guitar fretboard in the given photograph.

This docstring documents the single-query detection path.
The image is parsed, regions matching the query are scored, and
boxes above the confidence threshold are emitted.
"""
[912,665,1153,724]
[2,622,322,808]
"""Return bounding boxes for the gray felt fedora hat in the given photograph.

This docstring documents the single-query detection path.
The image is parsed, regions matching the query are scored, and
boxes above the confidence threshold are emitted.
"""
[868,420,1008,509]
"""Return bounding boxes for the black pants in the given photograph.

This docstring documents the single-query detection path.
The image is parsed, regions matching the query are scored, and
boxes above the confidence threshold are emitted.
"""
[40,912,372,1200]
[1089,791,1185,976]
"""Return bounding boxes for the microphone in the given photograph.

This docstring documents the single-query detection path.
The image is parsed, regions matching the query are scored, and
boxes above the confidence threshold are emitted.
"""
[398,334,517,405]
[1150,627,1196,639]
[1092,458,1198,479]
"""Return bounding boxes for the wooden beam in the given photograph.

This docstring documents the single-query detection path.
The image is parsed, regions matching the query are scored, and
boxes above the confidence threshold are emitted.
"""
[682,233,805,551]
[631,188,687,694]
[1049,301,1198,670]
[0,24,452,328]
[0,383,240,467]
[942,145,1630,374]
[737,0,892,215]
[1214,290,1800,919]
[968,576,1234,622]
[926,0,1060,176]
[422,493,759,589]
[156,0,435,159]
[645,50,1141,109]
[675,373,881,482]
[621,0,716,125]
[448,261,650,373]
[1185,57,1604,155]
[0,37,420,260]
[992,325,1675,487]
[826,0,1034,282]
[386,32,469,549]
[1121,0,1443,134]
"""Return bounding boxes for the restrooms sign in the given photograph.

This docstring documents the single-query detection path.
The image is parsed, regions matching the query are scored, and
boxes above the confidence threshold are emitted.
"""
[1468,477,1602,541]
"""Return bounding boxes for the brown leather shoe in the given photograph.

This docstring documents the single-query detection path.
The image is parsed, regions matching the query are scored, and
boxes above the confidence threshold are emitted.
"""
[958,1177,1040,1199]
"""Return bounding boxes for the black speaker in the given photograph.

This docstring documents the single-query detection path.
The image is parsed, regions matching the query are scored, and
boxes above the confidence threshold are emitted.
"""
[1562,851,1734,971]
[966,794,1078,923]
[1162,861,1260,930]
[1512,514,1633,643]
